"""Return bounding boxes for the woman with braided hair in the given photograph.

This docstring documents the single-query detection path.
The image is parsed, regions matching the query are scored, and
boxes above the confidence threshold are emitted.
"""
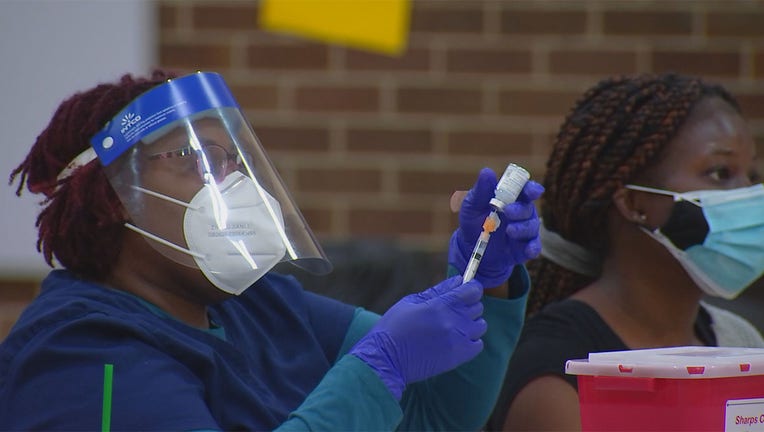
[486,73,764,431]
[0,70,545,430]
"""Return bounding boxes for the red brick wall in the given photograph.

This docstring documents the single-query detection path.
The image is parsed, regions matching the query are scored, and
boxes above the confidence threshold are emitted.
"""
[3,0,764,338]
[158,0,764,247]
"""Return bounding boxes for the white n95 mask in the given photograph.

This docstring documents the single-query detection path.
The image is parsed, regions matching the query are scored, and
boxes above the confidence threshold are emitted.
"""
[185,171,287,294]
[128,171,287,295]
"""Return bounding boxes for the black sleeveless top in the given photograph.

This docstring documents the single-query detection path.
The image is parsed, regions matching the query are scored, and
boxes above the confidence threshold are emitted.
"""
[484,299,716,431]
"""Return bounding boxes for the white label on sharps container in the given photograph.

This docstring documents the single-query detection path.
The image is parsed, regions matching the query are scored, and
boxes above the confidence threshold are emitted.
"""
[726,398,764,431]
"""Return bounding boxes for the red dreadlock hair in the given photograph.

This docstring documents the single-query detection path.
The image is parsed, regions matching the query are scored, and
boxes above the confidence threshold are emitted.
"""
[9,69,179,281]
[526,73,740,317]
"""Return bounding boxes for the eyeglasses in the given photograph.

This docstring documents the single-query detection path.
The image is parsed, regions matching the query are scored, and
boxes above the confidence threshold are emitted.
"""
[147,141,254,183]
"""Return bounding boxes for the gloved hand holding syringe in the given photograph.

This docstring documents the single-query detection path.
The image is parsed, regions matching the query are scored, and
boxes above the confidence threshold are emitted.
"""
[462,163,530,282]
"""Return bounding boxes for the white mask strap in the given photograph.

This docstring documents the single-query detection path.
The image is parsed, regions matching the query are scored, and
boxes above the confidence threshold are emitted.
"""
[126,185,205,258]
[124,222,205,259]
[131,185,200,210]
[624,184,702,206]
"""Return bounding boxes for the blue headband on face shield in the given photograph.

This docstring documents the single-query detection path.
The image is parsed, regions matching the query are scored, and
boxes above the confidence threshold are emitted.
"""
[625,183,764,299]
[89,72,239,166]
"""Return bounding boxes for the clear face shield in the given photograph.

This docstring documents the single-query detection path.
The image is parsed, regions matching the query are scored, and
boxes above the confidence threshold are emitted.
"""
[90,72,331,294]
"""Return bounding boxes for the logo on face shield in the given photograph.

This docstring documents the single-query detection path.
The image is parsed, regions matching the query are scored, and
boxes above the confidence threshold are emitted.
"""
[120,112,142,134]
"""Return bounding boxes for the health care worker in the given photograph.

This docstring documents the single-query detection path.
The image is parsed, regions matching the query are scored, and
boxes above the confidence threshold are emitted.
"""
[0,70,544,431]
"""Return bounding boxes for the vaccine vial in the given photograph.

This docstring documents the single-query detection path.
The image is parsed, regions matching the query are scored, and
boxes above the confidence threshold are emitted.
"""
[490,163,530,210]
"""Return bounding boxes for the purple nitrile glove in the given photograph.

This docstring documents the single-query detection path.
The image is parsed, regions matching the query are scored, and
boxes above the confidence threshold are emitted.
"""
[449,167,544,288]
[349,276,486,400]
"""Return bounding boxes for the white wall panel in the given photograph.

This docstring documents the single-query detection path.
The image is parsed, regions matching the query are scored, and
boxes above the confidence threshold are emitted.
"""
[0,0,155,277]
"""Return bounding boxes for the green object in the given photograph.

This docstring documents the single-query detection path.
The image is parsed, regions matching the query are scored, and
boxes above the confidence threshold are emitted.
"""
[102,364,113,432]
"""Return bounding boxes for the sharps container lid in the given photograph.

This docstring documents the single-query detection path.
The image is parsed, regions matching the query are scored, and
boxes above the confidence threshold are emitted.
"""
[566,346,764,379]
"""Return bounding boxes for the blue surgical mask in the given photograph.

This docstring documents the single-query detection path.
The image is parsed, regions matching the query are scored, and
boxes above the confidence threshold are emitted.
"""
[624,184,764,299]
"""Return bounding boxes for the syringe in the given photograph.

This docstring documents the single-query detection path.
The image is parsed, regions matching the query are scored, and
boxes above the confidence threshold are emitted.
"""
[462,163,530,283]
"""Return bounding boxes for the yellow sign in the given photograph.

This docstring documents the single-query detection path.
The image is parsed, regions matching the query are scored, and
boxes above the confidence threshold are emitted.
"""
[259,0,411,56]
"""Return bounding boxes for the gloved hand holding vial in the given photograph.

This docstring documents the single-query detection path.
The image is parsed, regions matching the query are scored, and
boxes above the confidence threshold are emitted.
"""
[463,164,530,282]
[449,164,544,288]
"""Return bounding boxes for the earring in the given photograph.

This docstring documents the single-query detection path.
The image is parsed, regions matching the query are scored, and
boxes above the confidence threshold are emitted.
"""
[636,213,647,223]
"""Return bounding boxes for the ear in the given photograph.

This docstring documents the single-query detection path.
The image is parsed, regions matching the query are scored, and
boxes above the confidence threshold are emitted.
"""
[612,187,647,224]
